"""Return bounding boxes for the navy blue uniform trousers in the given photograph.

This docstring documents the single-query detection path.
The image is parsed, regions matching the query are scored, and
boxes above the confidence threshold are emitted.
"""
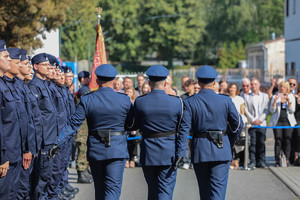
[0,161,22,200]
[193,161,230,200]
[142,165,177,200]
[17,157,34,200]
[90,159,126,200]
[31,145,54,200]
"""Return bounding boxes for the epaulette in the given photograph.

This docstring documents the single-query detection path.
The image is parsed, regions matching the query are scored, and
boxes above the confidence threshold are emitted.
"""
[219,93,229,97]
[136,93,148,98]
[117,92,129,96]
[168,94,180,98]
[83,91,93,96]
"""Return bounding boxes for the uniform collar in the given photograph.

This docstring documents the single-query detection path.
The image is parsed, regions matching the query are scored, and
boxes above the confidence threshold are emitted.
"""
[98,87,114,92]
[3,75,15,82]
[151,89,166,94]
[198,88,215,94]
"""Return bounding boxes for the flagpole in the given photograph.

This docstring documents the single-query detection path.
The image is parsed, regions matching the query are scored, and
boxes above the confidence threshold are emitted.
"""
[96,7,102,25]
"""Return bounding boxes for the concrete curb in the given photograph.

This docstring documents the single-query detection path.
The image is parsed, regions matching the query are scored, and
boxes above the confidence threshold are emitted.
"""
[269,166,300,198]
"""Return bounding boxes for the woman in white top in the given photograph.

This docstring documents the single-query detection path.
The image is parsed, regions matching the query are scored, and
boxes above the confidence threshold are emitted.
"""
[270,81,296,166]
[228,83,247,169]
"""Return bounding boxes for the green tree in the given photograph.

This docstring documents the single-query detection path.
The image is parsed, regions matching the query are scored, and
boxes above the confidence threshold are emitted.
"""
[61,0,98,61]
[0,0,71,51]
[139,0,206,68]
[218,40,246,69]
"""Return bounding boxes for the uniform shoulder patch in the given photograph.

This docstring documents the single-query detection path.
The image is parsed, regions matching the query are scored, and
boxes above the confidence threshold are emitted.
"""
[168,94,180,98]
[136,93,148,98]
[117,92,129,96]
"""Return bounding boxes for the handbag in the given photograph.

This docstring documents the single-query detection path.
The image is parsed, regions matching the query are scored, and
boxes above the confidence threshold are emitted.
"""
[279,150,287,167]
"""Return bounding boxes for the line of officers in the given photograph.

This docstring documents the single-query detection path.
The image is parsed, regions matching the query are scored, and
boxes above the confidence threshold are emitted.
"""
[57,64,244,200]
[0,40,79,200]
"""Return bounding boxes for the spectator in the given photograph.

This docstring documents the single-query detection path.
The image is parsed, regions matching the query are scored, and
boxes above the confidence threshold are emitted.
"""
[165,75,177,95]
[288,78,297,95]
[270,81,296,167]
[245,78,269,169]
[135,73,146,95]
[141,81,151,95]
[213,81,219,94]
[294,83,300,164]
[228,83,247,169]
[219,79,228,94]
[114,77,123,92]
[178,75,190,96]
[180,79,196,100]
[240,78,252,98]
[124,87,138,168]
[267,77,284,99]
[121,77,139,96]
[194,82,201,94]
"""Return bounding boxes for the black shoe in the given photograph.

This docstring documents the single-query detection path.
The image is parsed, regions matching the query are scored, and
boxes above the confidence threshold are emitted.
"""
[58,193,71,200]
[65,185,79,194]
[61,190,75,199]
[77,169,93,184]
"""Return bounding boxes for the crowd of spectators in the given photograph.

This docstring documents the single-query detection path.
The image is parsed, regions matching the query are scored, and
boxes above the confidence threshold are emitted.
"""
[113,74,300,169]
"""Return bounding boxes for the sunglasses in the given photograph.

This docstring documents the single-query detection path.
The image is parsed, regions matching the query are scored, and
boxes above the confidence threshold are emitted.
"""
[242,85,250,87]
[290,83,296,86]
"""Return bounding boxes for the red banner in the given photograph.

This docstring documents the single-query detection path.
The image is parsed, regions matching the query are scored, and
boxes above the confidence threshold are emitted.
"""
[89,24,107,91]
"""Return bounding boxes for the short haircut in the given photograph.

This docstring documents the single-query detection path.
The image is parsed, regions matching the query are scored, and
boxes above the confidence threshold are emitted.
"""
[184,79,196,87]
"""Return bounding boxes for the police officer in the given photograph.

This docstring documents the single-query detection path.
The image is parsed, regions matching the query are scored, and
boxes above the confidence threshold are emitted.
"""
[4,48,34,200]
[132,65,186,200]
[0,40,22,200]
[14,49,37,200]
[57,64,133,200]
[178,65,243,200]
[29,53,59,200]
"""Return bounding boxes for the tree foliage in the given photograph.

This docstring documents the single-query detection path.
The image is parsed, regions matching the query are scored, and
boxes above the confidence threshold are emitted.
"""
[61,0,97,61]
[0,0,71,51]
[218,40,246,69]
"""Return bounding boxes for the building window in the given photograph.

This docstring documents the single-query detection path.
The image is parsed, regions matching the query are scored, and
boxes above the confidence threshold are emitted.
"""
[285,63,289,76]
[286,0,289,17]
[291,62,295,75]
[293,0,296,14]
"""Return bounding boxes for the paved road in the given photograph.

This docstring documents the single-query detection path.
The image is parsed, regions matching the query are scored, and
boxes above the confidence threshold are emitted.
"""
[70,129,298,200]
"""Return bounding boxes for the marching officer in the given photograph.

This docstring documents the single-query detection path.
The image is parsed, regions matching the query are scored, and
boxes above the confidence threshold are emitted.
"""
[57,64,134,200]
[0,40,22,200]
[178,65,243,200]
[132,65,187,200]
[28,53,59,200]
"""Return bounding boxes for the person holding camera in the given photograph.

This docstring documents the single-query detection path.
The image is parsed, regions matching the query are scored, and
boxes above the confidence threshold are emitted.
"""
[270,81,296,167]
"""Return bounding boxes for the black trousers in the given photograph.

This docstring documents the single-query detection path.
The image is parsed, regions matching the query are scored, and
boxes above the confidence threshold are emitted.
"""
[248,128,266,165]
[273,121,293,162]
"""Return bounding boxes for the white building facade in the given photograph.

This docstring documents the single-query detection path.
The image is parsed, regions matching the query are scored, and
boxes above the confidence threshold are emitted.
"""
[285,0,300,78]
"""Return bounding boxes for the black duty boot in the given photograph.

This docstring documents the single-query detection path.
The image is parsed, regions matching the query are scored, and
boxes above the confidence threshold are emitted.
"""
[61,190,75,199]
[77,169,93,183]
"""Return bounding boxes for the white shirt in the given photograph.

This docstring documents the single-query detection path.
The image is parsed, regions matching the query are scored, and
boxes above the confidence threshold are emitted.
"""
[231,95,245,114]
[251,92,263,121]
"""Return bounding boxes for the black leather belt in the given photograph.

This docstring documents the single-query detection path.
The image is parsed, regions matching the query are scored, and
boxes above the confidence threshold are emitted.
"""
[142,130,176,139]
[89,130,126,137]
[193,131,226,138]
[89,130,126,147]
[193,131,226,149]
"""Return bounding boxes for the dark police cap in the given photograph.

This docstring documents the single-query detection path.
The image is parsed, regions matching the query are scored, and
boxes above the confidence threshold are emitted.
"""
[31,53,49,65]
[78,86,91,96]
[146,65,169,81]
[196,65,218,84]
[20,49,28,61]
[58,66,64,73]
[63,66,73,73]
[95,64,118,81]
[7,48,22,60]
[0,40,7,52]
[78,71,90,79]
[47,54,59,67]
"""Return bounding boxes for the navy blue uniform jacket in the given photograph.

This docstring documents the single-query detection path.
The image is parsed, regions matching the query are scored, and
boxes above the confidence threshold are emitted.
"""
[59,87,133,161]
[178,89,243,163]
[133,89,186,166]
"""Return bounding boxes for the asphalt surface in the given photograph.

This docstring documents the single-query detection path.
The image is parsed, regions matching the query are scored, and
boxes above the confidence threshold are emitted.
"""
[69,129,299,200]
